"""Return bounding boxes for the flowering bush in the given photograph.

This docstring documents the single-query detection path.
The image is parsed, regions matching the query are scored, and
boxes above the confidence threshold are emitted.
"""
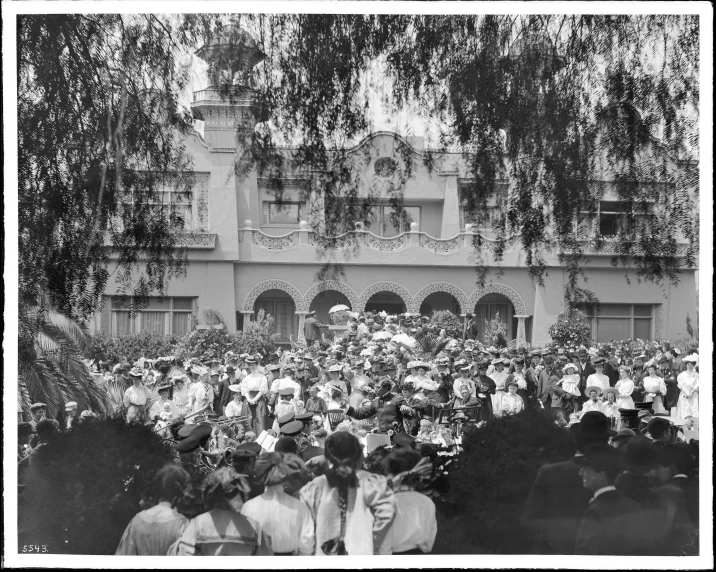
[233,309,279,356]
[175,309,278,361]
[548,309,592,346]
[88,331,182,365]
[431,310,464,339]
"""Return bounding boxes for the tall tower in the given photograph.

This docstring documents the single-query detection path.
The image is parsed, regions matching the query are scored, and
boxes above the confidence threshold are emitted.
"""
[191,25,266,149]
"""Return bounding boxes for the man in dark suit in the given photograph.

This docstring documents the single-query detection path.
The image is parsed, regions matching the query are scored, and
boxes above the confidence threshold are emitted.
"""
[651,444,699,555]
[576,348,595,405]
[521,412,615,554]
[303,310,323,345]
[536,354,557,412]
[574,443,644,555]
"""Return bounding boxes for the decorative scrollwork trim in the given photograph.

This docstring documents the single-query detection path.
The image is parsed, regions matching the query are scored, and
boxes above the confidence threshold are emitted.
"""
[251,230,299,250]
[243,279,304,312]
[413,282,470,314]
[468,283,528,315]
[301,281,360,313]
[357,281,416,313]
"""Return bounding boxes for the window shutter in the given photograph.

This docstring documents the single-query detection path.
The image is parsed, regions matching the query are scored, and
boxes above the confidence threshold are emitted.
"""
[262,203,269,225]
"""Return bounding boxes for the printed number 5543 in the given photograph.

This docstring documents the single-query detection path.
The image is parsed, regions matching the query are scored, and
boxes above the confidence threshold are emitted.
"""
[22,545,48,553]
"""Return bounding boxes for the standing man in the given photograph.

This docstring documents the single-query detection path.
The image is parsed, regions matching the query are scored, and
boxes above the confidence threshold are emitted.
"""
[115,362,133,387]
[576,348,595,405]
[521,412,614,554]
[304,310,323,345]
[64,402,78,431]
[574,444,643,555]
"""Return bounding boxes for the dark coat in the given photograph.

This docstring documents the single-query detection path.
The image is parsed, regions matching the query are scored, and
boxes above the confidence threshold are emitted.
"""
[575,489,644,555]
[653,481,698,555]
[347,393,406,433]
[577,360,596,403]
[521,458,592,554]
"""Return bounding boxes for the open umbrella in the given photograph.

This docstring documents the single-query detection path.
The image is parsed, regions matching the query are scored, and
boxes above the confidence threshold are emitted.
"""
[391,333,416,346]
[329,304,351,313]
[371,331,392,341]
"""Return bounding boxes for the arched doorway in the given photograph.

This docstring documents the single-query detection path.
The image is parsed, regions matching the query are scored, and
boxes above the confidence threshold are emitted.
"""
[364,291,407,314]
[310,290,352,327]
[254,289,298,344]
[473,293,514,344]
[419,291,461,316]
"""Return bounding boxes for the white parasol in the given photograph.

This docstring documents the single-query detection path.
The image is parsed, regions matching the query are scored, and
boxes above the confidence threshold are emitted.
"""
[371,331,393,340]
[329,304,351,313]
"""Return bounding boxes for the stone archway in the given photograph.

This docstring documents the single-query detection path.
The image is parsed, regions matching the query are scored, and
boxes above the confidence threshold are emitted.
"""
[357,281,415,313]
[468,283,529,346]
[414,282,470,316]
[301,281,360,313]
[467,283,527,316]
[243,279,304,311]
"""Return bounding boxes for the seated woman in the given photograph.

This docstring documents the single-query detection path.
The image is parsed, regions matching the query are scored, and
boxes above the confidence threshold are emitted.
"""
[168,467,272,555]
[499,379,524,417]
[581,386,604,415]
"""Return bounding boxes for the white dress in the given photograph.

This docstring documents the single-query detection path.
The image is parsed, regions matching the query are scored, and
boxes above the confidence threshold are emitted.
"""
[489,370,509,416]
[676,370,699,418]
[642,375,667,414]
[585,373,610,393]
[500,393,524,417]
[614,379,635,409]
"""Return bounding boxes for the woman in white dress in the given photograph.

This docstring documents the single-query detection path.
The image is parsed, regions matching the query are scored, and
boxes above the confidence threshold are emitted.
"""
[642,364,667,414]
[172,377,190,417]
[489,358,509,417]
[600,388,620,430]
[123,367,151,423]
[240,357,269,434]
[500,379,524,417]
[676,356,699,418]
[614,366,636,409]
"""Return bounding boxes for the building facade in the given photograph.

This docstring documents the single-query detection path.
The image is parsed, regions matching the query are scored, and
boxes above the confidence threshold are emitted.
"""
[92,32,699,348]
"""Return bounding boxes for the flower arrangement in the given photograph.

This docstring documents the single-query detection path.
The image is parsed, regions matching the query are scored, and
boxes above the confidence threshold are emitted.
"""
[483,311,508,347]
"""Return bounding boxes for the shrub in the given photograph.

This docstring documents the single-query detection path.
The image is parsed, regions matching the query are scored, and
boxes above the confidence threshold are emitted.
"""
[430,310,463,339]
[174,309,278,361]
[88,331,182,365]
[18,417,175,554]
[434,409,576,554]
[548,309,592,346]
[232,309,279,356]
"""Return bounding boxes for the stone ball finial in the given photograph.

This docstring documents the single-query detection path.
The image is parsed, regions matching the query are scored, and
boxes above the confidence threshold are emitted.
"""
[244,220,253,228]
[299,220,308,230]
[410,221,419,231]
[465,223,473,233]
[355,221,364,231]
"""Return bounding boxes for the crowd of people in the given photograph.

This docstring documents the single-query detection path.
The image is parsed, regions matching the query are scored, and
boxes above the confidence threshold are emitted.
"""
[17,309,701,556]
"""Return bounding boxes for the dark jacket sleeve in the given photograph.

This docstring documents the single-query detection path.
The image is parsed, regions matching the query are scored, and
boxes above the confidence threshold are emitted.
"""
[346,400,378,420]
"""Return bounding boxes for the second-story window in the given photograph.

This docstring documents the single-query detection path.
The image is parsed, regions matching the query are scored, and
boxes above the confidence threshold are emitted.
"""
[459,206,501,231]
[115,178,194,232]
[262,202,306,227]
[576,200,654,239]
[364,205,420,237]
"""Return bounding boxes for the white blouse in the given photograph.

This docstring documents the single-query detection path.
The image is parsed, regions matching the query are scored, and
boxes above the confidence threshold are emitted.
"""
[384,489,437,554]
[241,373,269,396]
[241,485,315,555]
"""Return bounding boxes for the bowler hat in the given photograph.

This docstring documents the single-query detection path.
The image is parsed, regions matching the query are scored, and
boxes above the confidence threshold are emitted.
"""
[579,411,616,438]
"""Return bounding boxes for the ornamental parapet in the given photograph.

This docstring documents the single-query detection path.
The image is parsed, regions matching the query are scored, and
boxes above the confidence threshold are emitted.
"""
[237,224,694,267]
[104,232,217,250]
